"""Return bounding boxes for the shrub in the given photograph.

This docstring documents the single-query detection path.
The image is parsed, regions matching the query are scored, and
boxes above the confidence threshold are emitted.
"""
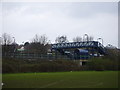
[2,58,82,73]
[86,57,118,71]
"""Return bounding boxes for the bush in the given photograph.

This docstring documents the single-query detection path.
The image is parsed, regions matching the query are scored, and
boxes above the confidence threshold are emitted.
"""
[2,58,83,73]
[86,57,118,71]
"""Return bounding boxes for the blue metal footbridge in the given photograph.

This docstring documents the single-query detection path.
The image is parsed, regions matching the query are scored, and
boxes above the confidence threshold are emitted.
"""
[51,41,107,60]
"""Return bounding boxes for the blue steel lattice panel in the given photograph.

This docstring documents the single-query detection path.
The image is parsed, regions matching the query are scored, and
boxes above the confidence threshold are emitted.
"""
[52,41,98,49]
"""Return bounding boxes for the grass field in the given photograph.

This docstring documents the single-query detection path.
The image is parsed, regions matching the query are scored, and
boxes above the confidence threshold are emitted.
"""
[2,71,118,88]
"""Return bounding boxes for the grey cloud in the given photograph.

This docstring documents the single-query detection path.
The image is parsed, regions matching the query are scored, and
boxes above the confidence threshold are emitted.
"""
[2,2,117,18]
[1,2,118,47]
[65,2,117,18]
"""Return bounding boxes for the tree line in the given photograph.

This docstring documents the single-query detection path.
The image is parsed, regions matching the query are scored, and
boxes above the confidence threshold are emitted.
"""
[0,33,94,45]
[0,33,94,56]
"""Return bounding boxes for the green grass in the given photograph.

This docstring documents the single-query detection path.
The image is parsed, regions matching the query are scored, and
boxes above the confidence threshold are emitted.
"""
[2,71,118,88]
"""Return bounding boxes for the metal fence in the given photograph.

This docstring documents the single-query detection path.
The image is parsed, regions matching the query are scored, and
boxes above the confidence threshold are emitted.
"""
[2,52,90,60]
[2,52,72,60]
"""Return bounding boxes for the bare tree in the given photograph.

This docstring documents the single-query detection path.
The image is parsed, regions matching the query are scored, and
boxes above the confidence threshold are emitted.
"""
[29,34,50,54]
[32,34,40,43]
[83,35,94,41]
[2,33,13,45]
[0,37,3,45]
[2,33,17,57]
[40,35,48,45]
[55,35,68,43]
[32,34,48,45]
[73,36,82,42]
[88,36,94,41]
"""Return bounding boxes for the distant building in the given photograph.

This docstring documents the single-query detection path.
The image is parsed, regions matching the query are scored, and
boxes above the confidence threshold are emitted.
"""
[17,46,25,52]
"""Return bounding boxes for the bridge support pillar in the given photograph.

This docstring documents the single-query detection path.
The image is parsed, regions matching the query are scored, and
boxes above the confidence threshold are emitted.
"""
[55,50,58,60]
[97,53,100,57]
[80,61,82,66]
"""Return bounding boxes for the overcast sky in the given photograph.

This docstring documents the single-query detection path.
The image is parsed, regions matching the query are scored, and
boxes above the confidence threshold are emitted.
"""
[1,2,118,47]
